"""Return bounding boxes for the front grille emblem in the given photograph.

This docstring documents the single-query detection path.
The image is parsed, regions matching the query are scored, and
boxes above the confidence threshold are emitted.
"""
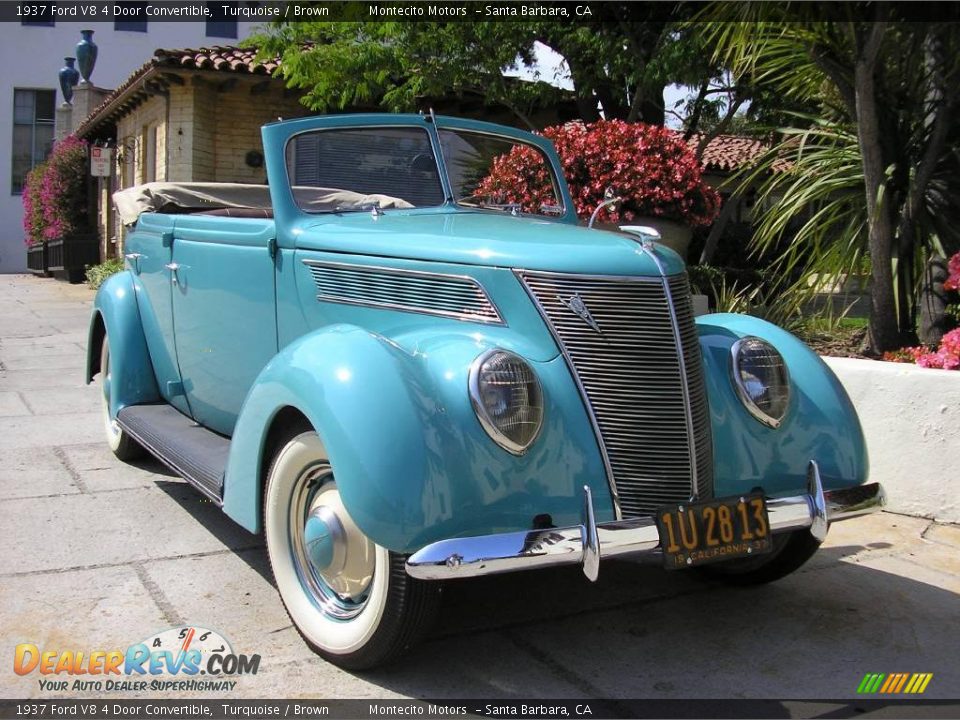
[558,293,603,334]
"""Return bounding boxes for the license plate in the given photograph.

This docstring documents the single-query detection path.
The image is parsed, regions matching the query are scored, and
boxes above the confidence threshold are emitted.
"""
[656,494,773,570]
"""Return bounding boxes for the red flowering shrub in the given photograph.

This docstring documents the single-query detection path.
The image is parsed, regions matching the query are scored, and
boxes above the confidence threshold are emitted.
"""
[475,120,721,227]
[33,135,89,242]
[21,162,47,246]
[883,328,960,370]
[945,251,960,292]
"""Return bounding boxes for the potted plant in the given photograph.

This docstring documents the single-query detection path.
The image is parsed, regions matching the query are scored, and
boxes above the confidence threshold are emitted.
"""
[38,135,99,282]
[476,120,721,259]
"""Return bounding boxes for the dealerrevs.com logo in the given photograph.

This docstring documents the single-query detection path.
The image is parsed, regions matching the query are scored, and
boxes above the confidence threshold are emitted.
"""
[13,627,260,693]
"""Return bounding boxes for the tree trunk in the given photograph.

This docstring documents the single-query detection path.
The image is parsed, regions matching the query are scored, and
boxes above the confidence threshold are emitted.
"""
[854,25,900,353]
[699,194,739,265]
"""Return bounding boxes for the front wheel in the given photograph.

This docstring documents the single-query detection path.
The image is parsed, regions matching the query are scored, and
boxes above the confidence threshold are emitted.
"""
[698,530,822,585]
[264,429,440,670]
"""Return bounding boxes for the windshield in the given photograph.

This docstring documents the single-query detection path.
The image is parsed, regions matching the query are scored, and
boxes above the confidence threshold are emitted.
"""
[438,128,563,217]
[285,127,445,213]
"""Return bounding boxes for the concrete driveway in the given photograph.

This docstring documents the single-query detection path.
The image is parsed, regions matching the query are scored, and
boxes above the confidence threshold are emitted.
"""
[1,274,958,709]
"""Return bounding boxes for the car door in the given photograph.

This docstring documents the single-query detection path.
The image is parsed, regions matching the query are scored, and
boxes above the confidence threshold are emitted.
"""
[124,213,191,416]
[168,214,278,437]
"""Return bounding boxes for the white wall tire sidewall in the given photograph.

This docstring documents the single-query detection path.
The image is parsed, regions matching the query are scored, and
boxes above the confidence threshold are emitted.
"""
[265,432,389,656]
[100,339,124,453]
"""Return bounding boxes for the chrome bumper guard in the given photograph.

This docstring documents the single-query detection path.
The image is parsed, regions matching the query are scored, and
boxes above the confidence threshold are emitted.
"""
[405,461,886,582]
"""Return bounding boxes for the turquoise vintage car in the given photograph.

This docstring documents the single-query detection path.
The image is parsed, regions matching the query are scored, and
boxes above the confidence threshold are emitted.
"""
[87,113,884,669]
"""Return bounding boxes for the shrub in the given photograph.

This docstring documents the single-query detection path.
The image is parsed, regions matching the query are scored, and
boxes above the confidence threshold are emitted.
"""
[39,135,90,242]
[883,327,960,370]
[475,120,721,227]
[22,162,47,246]
[85,258,124,290]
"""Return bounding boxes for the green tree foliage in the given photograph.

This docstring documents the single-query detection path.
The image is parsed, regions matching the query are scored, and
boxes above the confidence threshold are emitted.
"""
[248,6,721,128]
[700,7,960,352]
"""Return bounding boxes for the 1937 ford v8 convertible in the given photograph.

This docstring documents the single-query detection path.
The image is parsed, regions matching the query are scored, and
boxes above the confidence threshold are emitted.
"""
[87,114,885,669]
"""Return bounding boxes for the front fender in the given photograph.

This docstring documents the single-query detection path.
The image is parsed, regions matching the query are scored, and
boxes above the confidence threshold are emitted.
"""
[85,271,159,416]
[222,324,611,552]
[697,313,868,497]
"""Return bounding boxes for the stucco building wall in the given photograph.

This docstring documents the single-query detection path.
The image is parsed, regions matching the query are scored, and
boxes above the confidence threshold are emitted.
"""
[824,356,960,524]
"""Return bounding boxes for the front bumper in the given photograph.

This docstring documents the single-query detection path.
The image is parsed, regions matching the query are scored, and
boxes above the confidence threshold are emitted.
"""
[405,461,885,581]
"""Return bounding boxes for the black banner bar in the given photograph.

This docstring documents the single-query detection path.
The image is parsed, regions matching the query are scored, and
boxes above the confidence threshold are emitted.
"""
[2,699,960,720]
[4,1,960,24]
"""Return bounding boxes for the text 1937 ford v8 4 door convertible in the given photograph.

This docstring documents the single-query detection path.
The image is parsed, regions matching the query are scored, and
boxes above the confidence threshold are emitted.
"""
[87,113,885,669]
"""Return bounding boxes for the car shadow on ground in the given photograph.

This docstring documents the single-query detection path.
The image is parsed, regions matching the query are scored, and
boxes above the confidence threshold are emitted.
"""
[349,544,959,701]
[152,479,271,584]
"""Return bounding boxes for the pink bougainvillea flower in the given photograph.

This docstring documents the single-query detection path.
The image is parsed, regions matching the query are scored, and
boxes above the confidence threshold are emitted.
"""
[944,252,960,291]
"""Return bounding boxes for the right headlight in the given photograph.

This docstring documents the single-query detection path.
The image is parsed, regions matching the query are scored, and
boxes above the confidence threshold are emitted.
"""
[469,349,544,455]
[730,337,791,428]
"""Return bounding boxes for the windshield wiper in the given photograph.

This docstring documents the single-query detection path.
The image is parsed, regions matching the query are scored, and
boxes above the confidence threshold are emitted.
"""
[454,194,522,215]
[333,201,385,217]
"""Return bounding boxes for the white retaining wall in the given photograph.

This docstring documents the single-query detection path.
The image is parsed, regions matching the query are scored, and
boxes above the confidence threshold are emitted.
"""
[824,357,960,524]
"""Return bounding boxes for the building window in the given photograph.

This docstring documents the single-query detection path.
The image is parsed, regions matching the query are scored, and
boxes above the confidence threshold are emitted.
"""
[11,89,55,195]
[114,2,147,30]
[142,125,158,183]
[206,1,237,38]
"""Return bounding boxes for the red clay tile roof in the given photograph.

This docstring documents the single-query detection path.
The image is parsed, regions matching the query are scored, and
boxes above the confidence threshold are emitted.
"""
[75,46,279,138]
[154,46,279,74]
[689,134,769,172]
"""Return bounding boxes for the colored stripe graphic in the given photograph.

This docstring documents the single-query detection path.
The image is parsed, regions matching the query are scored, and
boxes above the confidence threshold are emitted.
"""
[858,674,885,694]
[858,673,932,694]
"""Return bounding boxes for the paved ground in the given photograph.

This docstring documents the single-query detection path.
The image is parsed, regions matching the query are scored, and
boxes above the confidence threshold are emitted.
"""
[1,273,958,706]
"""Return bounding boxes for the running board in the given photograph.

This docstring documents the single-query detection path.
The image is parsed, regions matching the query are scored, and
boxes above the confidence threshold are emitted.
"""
[117,404,229,504]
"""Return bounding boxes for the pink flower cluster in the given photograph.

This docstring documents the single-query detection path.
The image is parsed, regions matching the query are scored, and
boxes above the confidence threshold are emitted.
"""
[884,328,960,370]
[21,135,89,245]
[21,165,45,246]
[475,120,721,227]
[945,252,960,292]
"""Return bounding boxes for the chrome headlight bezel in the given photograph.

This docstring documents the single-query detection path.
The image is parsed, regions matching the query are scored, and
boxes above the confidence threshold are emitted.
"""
[730,337,791,429]
[468,349,544,455]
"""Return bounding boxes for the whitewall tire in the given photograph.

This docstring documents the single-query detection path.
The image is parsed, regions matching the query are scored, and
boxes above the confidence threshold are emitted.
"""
[264,429,439,669]
[99,338,143,461]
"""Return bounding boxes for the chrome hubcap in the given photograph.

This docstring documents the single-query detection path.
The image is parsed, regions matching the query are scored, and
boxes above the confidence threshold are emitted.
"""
[290,466,375,620]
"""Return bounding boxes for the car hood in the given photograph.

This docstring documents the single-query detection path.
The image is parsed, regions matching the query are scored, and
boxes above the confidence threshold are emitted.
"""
[295,209,685,277]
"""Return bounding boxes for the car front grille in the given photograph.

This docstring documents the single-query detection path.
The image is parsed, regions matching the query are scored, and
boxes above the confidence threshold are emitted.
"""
[518,270,713,517]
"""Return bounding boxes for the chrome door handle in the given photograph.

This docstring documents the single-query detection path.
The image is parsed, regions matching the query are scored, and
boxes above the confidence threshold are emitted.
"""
[124,252,142,273]
[164,262,180,284]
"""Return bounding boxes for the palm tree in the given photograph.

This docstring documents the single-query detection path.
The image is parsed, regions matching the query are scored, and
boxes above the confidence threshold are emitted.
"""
[698,7,960,352]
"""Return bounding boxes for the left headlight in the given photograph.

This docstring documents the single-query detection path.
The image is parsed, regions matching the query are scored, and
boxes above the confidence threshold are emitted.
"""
[730,337,791,428]
[469,349,544,455]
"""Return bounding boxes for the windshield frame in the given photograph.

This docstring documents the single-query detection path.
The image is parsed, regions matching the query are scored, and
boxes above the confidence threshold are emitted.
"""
[434,116,576,225]
[437,126,568,221]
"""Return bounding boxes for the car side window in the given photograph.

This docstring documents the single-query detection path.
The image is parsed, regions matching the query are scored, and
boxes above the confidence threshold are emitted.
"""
[285,127,445,212]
